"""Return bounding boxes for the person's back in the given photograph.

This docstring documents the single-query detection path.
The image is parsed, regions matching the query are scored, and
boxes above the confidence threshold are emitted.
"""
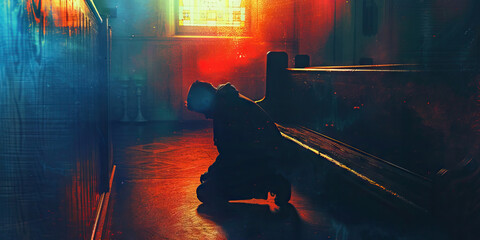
[186,81,291,205]
[212,83,282,158]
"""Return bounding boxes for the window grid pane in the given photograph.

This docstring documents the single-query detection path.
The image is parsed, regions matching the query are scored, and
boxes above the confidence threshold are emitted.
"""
[179,0,246,27]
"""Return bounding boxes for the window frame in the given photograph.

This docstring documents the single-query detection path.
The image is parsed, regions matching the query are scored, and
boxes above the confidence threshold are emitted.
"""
[174,0,251,36]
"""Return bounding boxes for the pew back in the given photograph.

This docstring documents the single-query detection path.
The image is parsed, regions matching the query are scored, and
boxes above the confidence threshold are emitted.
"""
[258,51,479,212]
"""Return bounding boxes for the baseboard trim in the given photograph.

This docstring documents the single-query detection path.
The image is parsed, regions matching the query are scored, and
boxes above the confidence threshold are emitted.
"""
[91,165,117,240]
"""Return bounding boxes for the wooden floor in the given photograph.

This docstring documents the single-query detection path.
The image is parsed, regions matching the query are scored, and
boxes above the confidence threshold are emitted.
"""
[101,122,447,240]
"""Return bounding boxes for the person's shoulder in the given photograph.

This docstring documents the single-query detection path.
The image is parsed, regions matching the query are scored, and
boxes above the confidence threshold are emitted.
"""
[216,82,239,98]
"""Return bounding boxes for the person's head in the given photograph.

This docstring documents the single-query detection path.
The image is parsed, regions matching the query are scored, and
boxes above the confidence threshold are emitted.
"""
[186,81,217,117]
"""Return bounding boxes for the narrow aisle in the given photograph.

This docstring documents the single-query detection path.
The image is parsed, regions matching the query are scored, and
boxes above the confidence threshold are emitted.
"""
[102,124,311,240]
[101,123,444,240]
[103,123,223,239]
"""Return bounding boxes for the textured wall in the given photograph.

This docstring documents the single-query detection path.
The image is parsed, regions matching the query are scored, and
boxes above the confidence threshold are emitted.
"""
[98,1,479,148]
[94,0,299,121]
[0,1,108,239]
[296,0,480,66]
[96,0,479,122]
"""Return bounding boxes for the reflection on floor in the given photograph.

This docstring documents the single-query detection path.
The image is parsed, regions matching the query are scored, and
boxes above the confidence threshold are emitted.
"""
[102,122,446,240]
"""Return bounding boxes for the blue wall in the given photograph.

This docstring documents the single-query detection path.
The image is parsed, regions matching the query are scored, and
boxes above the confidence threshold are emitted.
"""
[0,1,109,239]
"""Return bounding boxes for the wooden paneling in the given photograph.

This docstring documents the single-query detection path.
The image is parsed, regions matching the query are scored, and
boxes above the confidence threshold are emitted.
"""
[0,1,108,239]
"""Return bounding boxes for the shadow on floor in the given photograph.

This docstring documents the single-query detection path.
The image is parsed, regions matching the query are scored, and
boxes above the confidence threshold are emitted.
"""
[102,122,450,240]
[197,203,307,240]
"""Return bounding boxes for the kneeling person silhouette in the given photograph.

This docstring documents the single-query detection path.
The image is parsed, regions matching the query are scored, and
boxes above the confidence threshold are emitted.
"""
[186,81,291,205]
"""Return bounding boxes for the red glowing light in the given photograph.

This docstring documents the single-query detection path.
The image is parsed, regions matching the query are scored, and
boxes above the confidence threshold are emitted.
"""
[26,0,94,30]
[197,41,262,75]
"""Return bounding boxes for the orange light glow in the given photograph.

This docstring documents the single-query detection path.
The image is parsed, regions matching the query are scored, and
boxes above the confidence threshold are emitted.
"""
[104,128,323,239]
[26,0,94,30]
[197,41,262,76]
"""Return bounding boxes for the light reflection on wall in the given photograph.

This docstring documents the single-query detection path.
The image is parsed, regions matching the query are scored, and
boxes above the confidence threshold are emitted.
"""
[25,0,92,32]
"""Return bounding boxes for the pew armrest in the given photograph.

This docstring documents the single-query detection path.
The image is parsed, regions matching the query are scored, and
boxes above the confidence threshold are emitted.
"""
[277,124,433,212]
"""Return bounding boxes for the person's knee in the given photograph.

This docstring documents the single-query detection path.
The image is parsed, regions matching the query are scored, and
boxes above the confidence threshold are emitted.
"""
[196,183,208,203]
[197,182,227,204]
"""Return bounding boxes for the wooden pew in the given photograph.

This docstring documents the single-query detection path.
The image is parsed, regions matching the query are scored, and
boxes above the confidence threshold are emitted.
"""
[257,52,480,217]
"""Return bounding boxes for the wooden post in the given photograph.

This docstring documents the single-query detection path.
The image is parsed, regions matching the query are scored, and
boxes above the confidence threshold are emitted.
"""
[265,51,288,100]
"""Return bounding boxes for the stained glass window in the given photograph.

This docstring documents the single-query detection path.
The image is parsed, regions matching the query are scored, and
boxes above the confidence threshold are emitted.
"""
[176,0,249,35]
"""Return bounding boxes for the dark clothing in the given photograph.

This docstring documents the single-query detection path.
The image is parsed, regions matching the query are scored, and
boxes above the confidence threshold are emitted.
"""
[195,83,291,204]
[213,83,282,154]
[205,83,283,180]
